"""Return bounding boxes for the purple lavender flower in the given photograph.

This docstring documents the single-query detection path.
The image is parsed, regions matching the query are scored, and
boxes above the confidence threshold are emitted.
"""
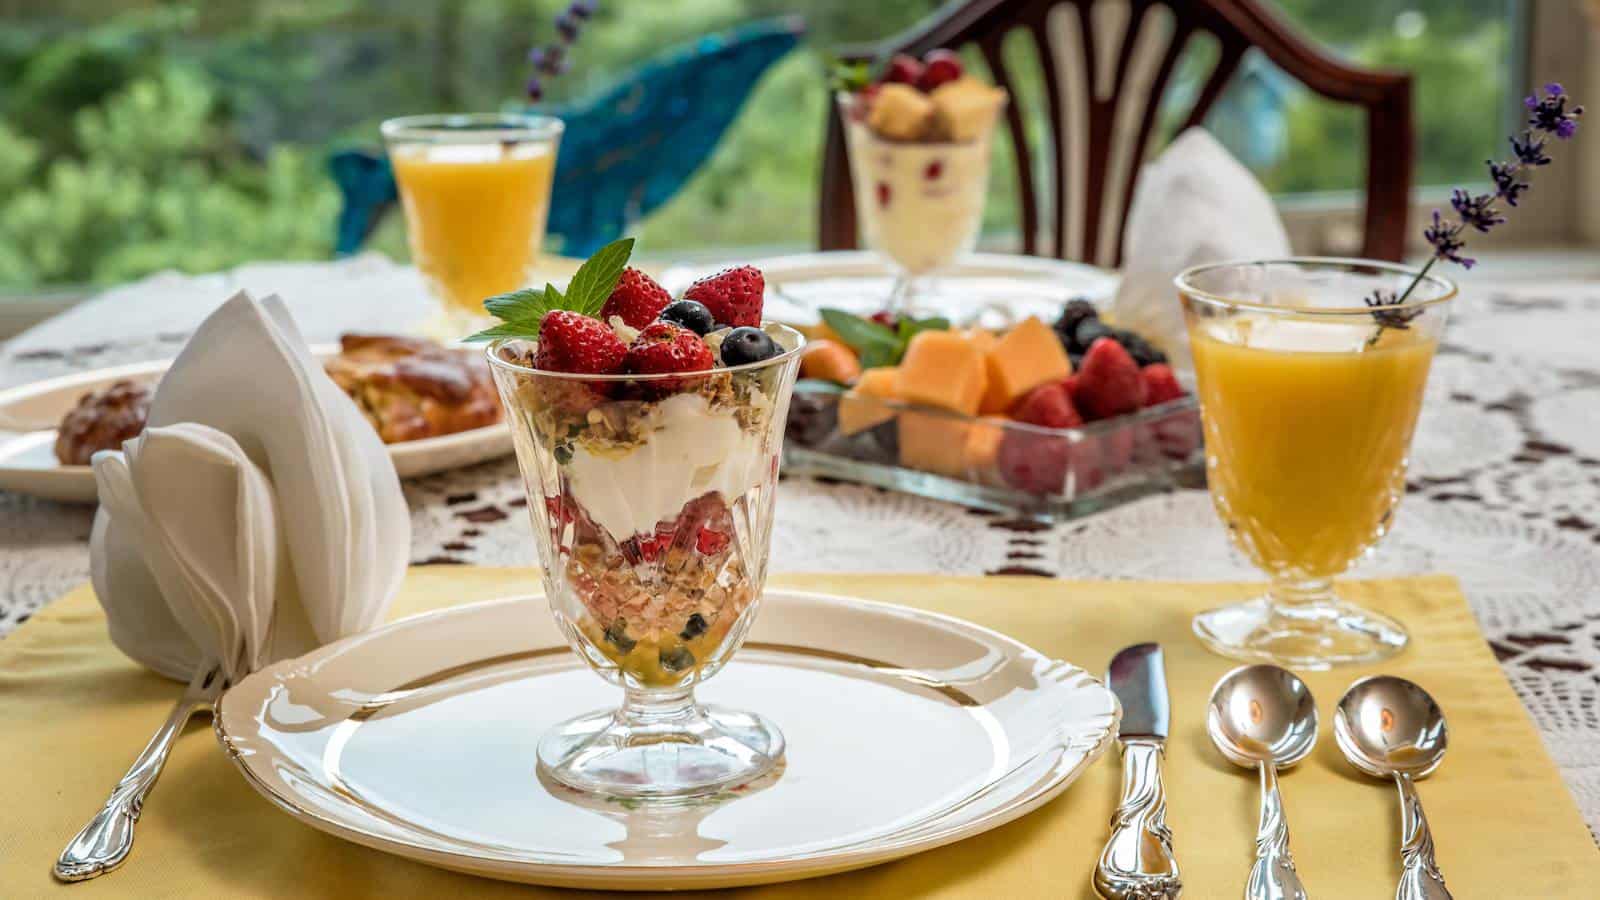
[1510,132,1552,166]
[1449,189,1504,233]
[1526,82,1584,139]
[556,14,581,42]
[1487,160,1528,206]
[526,77,544,102]
[1423,210,1474,269]
[567,0,595,19]
[525,1,594,100]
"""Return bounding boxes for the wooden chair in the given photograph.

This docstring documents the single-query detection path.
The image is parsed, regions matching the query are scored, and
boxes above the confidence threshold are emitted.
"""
[817,0,1413,266]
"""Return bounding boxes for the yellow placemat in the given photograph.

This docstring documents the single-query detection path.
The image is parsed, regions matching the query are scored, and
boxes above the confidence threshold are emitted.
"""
[2,569,1594,898]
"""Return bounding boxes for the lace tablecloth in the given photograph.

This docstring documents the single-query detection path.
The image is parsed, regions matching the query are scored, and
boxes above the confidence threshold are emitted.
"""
[3,255,1599,831]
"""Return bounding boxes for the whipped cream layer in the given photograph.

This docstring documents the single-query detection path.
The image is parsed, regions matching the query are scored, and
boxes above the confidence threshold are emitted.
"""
[565,392,767,541]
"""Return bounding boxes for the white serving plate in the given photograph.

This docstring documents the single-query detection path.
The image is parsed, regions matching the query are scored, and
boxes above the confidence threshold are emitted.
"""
[661,250,1119,326]
[0,345,511,503]
[216,590,1119,891]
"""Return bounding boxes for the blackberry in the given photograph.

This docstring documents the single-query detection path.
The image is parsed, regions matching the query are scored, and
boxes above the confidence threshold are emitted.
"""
[1071,319,1113,353]
[1054,298,1098,334]
[1112,329,1167,366]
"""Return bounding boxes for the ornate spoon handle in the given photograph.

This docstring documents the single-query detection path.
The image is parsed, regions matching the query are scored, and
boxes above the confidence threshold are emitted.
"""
[1245,761,1307,900]
[1393,772,1452,900]
[1093,738,1181,899]
[54,666,224,883]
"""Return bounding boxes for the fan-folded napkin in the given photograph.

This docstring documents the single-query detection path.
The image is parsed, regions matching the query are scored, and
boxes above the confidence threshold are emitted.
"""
[89,291,408,682]
[1108,127,1292,371]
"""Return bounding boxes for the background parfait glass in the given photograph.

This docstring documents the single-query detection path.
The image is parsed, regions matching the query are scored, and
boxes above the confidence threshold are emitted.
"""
[382,113,562,335]
[1178,259,1456,669]
[487,326,804,800]
[837,92,1002,313]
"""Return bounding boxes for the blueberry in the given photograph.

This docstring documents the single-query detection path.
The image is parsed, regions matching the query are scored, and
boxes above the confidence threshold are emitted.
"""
[659,299,715,335]
[604,620,636,653]
[1071,319,1112,353]
[659,645,695,672]
[720,326,781,366]
[679,613,707,640]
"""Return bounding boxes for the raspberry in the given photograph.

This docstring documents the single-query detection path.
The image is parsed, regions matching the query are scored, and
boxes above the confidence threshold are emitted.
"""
[535,310,626,374]
[599,267,671,328]
[683,265,765,327]
[1075,337,1147,419]
[1141,363,1185,405]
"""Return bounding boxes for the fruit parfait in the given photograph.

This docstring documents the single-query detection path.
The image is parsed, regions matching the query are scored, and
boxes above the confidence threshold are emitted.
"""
[836,50,1008,307]
[477,238,803,799]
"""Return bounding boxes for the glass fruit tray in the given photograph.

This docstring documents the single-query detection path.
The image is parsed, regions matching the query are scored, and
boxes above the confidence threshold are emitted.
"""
[783,382,1203,521]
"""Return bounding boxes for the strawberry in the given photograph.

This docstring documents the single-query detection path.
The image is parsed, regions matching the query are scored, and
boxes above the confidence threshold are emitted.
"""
[696,526,729,555]
[599,267,671,328]
[535,310,626,374]
[684,265,765,327]
[917,49,963,91]
[1141,363,1185,406]
[1074,337,1147,419]
[625,322,714,395]
[1060,373,1079,401]
[997,432,1070,495]
[1012,381,1083,429]
[882,53,923,85]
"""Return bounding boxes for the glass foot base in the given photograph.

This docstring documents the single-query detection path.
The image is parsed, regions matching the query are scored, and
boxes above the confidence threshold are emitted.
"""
[538,703,784,800]
[1193,596,1408,670]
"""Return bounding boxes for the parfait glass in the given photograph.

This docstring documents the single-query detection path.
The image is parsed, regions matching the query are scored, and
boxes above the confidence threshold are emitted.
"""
[1177,259,1456,668]
[837,92,1002,313]
[487,326,805,799]
[382,113,562,334]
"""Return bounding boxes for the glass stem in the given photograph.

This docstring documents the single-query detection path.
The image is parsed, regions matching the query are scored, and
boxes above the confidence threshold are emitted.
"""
[888,273,918,315]
[1265,577,1340,623]
[616,685,699,741]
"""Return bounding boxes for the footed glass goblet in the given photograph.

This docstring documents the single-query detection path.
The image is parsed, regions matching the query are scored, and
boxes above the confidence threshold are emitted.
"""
[488,325,803,799]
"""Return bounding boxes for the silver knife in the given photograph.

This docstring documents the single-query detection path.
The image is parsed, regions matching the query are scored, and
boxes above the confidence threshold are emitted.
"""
[1093,643,1181,900]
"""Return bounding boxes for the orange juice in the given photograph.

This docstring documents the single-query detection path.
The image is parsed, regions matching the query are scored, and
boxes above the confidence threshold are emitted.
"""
[391,144,556,314]
[1190,318,1436,580]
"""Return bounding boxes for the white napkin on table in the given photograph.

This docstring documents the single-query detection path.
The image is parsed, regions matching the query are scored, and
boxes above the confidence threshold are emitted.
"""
[1107,127,1291,372]
[89,291,408,682]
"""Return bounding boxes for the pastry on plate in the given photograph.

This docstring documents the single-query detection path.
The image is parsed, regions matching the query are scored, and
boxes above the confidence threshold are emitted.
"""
[323,334,502,443]
[55,380,152,465]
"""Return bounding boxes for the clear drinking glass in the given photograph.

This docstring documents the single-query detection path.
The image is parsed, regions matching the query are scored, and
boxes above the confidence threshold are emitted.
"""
[382,113,562,332]
[1177,259,1456,668]
[487,326,805,799]
[838,92,1001,312]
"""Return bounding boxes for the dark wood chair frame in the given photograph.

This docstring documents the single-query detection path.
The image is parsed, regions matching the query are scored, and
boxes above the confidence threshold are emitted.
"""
[817,0,1414,265]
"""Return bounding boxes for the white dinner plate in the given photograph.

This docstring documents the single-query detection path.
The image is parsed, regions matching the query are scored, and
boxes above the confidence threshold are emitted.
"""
[0,345,511,503]
[661,250,1120,326]
[216,589,1119,891]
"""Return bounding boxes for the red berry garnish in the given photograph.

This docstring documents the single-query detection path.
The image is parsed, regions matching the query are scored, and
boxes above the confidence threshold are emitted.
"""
[683,265,765,327]
[625,322,714,394]
[599,267,671,328]
[883,53,923,85]
[876,181,891,207]
[924,159,944,180]
[917,49,963,91]
[1140,363,1185,405]
[535,310,626,375]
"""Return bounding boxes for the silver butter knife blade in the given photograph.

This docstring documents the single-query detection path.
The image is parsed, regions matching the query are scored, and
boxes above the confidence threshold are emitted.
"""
[1108,642,1169,741]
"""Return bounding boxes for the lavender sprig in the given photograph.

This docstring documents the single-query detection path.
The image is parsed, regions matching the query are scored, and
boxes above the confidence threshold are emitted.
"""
[1367,83,1583,343]
[526,1,595,102]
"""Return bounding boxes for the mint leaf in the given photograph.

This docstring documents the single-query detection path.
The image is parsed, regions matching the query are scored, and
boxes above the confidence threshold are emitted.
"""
[820,308,897,357]
[483,287,550,324]
[562,237,634,317]
[462,321,540,343]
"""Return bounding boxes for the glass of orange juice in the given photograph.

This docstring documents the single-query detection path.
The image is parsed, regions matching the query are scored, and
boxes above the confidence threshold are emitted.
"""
[382,113,562,331]
[1177,258,1456,668]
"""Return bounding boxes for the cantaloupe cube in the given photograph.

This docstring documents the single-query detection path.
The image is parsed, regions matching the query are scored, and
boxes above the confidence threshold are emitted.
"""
[982,317,1071,414]
[896,331,987,415]
[964,418,1007,486]
[898,410,972,479]
[962,328,998,355]
[838,366,899,435]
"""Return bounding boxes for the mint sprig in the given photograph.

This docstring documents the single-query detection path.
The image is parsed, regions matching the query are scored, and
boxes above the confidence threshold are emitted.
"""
[819,308,949,369]
[463,237,635,342]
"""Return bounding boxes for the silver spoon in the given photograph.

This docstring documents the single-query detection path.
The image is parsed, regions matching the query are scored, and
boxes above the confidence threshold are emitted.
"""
[1208,665,1316,900]
[1335,676,1453,900]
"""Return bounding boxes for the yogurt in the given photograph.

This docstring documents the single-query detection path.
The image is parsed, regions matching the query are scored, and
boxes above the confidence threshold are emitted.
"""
[845,120,993,276]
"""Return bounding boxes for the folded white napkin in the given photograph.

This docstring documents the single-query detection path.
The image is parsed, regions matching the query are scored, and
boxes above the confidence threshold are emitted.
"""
[89,291,409,682]
[1107,127,1291,371]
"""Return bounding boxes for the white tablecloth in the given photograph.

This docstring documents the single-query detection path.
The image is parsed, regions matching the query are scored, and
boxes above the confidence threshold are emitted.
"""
[4,254,1599,832]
